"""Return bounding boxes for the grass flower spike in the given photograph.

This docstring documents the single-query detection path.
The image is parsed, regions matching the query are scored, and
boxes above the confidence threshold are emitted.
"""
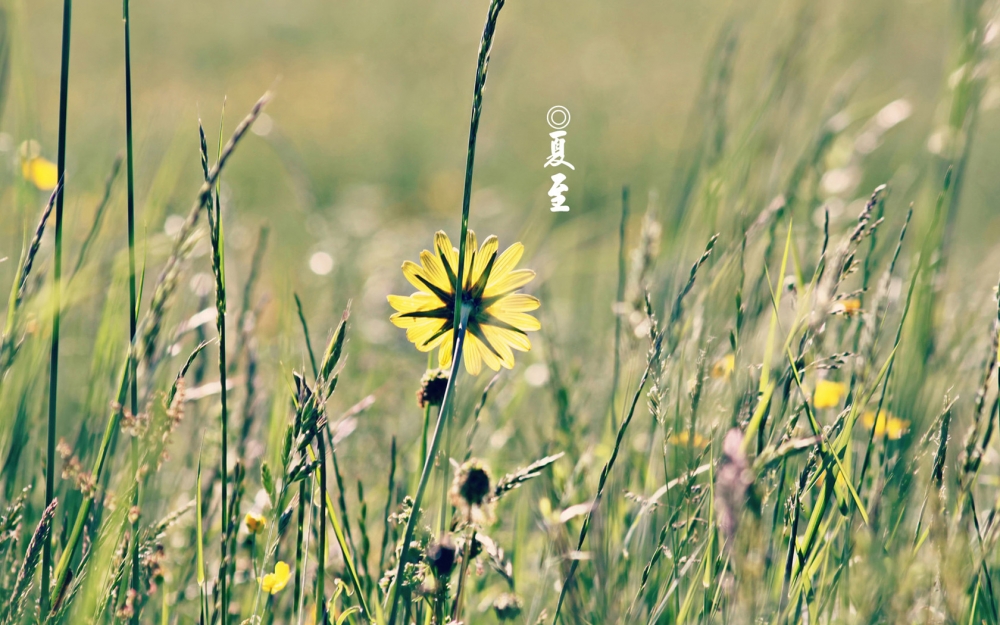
[388,230,540,375]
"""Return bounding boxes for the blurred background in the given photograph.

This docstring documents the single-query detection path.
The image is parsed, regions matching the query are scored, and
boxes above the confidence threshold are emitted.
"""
[3,0,1000,550]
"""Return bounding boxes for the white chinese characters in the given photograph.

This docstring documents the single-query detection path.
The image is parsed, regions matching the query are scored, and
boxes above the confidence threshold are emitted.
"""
[545,106,572,212]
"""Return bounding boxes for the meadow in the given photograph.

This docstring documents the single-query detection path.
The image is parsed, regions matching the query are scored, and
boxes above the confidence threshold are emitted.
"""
[3,0,1000,623]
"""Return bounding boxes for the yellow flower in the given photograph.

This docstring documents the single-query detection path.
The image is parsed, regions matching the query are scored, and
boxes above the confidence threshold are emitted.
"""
[388,231,540,375]
[21,156,58,191]
[260,561,290,594]
[862,410,909,440]
[667,431,709,448]
[813,380,846,409]
[244,512,266,534]
[711,354,735,379]
[832,299,861,316]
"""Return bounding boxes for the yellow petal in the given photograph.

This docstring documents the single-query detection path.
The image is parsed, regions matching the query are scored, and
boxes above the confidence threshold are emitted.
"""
[472,235,499,287]
[710,354,735,379]
[387,292,441,316]
[485,325,531,352]
[480,325,516,368]
[463,334,483,375]
[488,293,540,313]
[434,231,458,276]
[461,230,477,288]
[490,310,541,332]
[23,157,58,190]
[490,242,524,283]
[813,380,846,409]
[438,329,454,368]
[484,269,536,298]
[402,260,434,293]
[419,250,453,293]
[406,319,448,350]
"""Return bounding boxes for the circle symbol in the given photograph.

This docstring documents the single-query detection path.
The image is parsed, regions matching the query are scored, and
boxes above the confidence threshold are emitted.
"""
[547,106,570,130]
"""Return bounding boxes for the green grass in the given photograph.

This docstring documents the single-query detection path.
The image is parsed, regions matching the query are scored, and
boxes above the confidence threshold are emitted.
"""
[3,0,1000,624]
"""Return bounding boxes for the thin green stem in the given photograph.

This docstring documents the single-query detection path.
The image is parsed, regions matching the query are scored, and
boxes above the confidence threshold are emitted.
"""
[316,436,328,622]
[42,0,72,617]
[123,1,141,621]
[386,313,468,625]
[451,0,506,352]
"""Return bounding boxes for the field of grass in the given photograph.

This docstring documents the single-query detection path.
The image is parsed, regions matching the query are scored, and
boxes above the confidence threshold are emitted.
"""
[4,0,1000,623]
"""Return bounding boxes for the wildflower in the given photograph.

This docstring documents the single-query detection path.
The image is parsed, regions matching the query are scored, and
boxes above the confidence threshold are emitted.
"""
[244,511,266,534]
[388,231,540,375]
[813,380,846,409]
[19,141,57,190]
[832,299,862,315]
[715,429,752,541]
[425,534,457,578]
[711,354,735,379]
[260,560,291,594]
[451,459,494,523]
[416,368,450,408]
[667,431,709,448]
[492,592,524,621]
[862,410,909,440]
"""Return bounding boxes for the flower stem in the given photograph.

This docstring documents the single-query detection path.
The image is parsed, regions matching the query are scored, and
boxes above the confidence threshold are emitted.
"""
[42,0,72,617]
[386,310,469,625]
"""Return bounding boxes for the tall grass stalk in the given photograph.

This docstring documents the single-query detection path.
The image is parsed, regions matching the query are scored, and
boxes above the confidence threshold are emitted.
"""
[41,0,72,617]
[49,93,271,609]
[122,1,141,621]
[201,102,231,625]
[386,2,506,622]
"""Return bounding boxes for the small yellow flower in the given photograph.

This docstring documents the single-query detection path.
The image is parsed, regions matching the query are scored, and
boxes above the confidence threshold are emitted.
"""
[388,231,540,375]
[832,299,862,316]
[244,512,266,534]
[862,410,909,440]
[813,380,846,409]
[667,431,709,448]
[21,156,58,191]
[260,561,290,594]
[711,354,735,379]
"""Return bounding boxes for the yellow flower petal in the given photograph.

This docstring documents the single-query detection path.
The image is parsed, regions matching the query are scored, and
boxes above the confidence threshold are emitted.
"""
[419,250,453,293]
[490,310,541,332]
[464,334,483,375]
[462,230,478,287]
[490,242,524,284]
[22,157,58,190]
[438,329,454,368]
[482,325,531,352]
[406,319,448,350]
[861,410,909,440]
[813,380,846,409]
[472,235,499,288]
[261,560,291,594]
[484,269,536,298]
[479,325,514,369]
[434,231,458,276]
[401,260,435,293]
[489,293,540,313]
[668,431,709,448]
[710,354,735,379]
[244,512,266,534]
